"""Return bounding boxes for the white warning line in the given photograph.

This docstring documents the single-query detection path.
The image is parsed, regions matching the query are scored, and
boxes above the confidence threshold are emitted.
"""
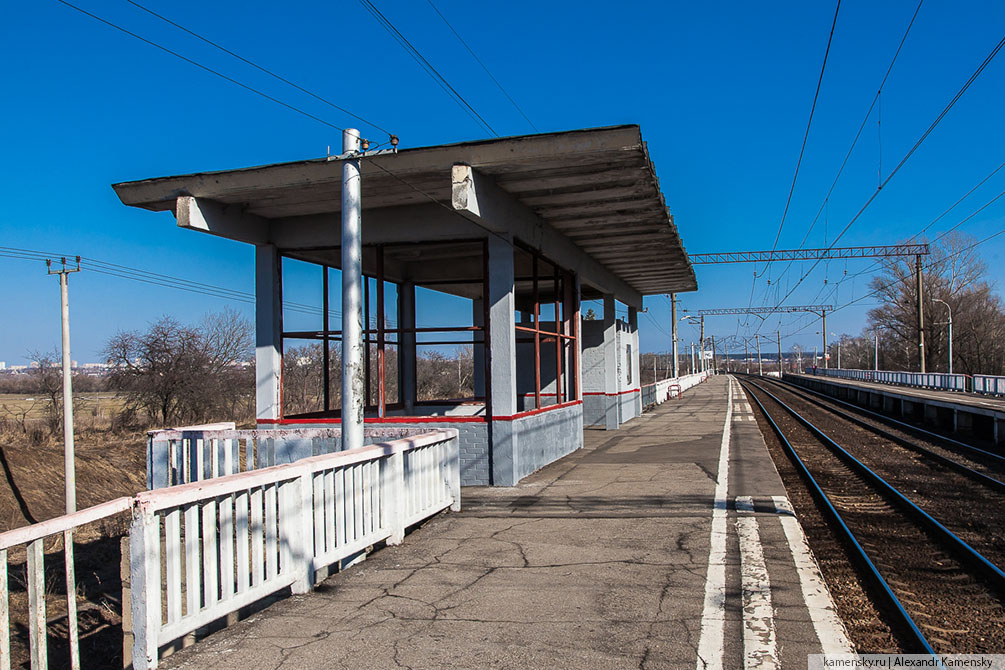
[735,496,779,670]
[696,376,734,670]
[771,496,855,655]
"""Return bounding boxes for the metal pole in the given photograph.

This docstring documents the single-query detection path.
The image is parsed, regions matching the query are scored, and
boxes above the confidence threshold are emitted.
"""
[948,313,953,376]
[723,338,729,373]
[916,254,926,373]
[690,342,695,374]
[670,294,679,378]
[745,339,749,374]
[341,129,364,451]
[875,331,879,371]
[757,338,763,376]
[777,331,781,375]
[934,298,952,375]
[822,311,828,369]
[60,271,76,513]
[837,340,841,369]
[711,335,716,374]
[699,315,705,373]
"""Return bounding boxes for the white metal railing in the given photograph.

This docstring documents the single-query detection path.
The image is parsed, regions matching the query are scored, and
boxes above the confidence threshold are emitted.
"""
[2,429,459,670]
[645,371,709,407]
[130,428,459,669]
[0,497,133,670]
[973,374,1005,396]
[810,368,970,393]
[146,425,437,489]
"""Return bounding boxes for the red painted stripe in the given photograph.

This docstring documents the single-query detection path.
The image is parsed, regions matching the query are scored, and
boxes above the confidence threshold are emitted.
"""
[260,399,585,426]
[493,399,583,421]
[582,388,641,397]
[258,415,487,425]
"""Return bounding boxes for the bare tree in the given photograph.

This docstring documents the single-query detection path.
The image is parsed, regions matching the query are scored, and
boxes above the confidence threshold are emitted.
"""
[867,233,1005,374]
[104,308,254,426]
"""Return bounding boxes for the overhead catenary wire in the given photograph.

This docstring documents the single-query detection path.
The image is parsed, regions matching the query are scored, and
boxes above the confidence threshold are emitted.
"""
[424,0,537,132]
[123,0,393,136]
[755,30,1005,330]
[770,0,842,252]
[55,0,359,134]
[768,0,925,294]
[359,0,499,137]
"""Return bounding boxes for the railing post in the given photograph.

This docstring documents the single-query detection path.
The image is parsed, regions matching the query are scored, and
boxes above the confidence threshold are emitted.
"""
[147,433,170,490]
[130,503,161,670]
[447,435,461,512]
[382,450,405,545]
[26,539,46,669]
[286,470,315,594]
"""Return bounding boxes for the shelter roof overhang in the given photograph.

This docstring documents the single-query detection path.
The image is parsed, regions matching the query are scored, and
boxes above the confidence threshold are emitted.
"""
[112,125,697,306]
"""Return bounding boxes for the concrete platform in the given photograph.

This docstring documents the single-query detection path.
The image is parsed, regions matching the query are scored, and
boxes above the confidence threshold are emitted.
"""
[786,373,1005,443]
[159,375,851,669]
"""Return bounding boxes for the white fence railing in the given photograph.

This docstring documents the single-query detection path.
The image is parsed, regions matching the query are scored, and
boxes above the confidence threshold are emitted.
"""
[643,371,709,407]
[974,374,1005,397]
[131,428,458,669]
[2,428,459,670]
[809,368,970,393]
[146,425,439,489]
[0,497,133,670]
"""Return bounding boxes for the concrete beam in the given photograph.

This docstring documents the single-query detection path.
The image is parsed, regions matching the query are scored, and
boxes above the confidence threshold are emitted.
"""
[176,196,269,245]
[452,165,644,309]
[270,203,478,249]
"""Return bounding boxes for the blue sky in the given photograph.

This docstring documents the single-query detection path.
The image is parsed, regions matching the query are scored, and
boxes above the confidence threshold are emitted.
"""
[2,0,1003,364]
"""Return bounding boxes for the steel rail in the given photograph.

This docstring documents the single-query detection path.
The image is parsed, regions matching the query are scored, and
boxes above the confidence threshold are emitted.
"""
[739,379,936,655]
[781,377,1005,467]
[746,380,1005,593]
[759,377,1005,492]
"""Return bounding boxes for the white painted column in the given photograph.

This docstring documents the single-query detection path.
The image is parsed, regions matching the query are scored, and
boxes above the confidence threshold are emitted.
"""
[603,294,619,430]
[472,298,485,398]
[255,245,282,421]
[487,235,518,485]
[341,129,364,452]
[629,306,641,419]
[400,281,417,413]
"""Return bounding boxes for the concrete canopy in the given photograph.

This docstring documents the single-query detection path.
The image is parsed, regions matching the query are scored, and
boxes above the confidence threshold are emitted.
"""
[112,125,697,305]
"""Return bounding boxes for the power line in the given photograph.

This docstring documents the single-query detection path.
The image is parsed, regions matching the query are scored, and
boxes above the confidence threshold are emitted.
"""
[424,0,537,132]
[359,0,498,137]
[758,30,1005,324]
[771,0,842,251]
[796,0,924,252]
[123,0,393,136]
[55,0,352,134]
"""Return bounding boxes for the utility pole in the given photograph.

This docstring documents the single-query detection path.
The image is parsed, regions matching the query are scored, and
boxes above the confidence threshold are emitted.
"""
[699,315,705,373]
[756,337,763,376]
[690,342,695,374]
[916,254,926,373]
[745,339,750,374]
[47,256,81,670]
[711,334,716,374]
[670,294,679,378]
[47,257,80,514]
[822,310,828,370]
[342,128,364,452]
[723,338,729,373]
[777,331,782,375]
[933,298,953,375]
[874,331,879,371]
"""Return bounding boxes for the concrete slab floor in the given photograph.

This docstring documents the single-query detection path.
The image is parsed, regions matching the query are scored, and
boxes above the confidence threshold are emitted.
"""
[160,375,849,670]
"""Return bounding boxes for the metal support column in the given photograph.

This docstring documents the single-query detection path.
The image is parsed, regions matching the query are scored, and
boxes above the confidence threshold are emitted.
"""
[822,310,828,370]
[670,293,679,378]
[341,128,364,452]
[916,254,926,373]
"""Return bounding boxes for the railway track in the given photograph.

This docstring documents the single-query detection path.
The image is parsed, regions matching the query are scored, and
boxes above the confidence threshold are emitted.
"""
[740,378,1005,655]
[774,377,1005,471]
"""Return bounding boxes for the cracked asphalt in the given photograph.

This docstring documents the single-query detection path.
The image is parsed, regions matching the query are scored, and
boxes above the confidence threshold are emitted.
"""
[159,376,830,669]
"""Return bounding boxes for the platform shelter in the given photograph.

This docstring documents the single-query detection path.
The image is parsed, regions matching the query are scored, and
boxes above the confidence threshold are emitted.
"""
[113,125,696,485]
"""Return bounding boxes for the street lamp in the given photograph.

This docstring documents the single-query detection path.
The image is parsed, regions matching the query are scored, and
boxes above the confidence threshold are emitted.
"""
[933,298,953,375]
